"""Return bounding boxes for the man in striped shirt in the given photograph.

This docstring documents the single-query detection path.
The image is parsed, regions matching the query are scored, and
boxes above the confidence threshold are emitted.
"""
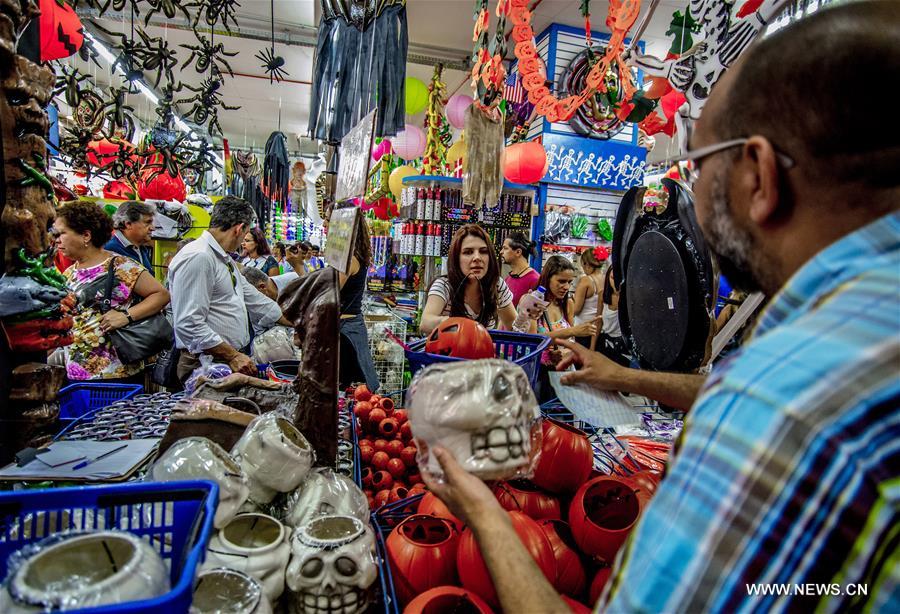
[422,2,899,612]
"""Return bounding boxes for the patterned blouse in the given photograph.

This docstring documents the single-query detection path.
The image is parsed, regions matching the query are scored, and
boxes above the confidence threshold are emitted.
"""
[63,255,145,380]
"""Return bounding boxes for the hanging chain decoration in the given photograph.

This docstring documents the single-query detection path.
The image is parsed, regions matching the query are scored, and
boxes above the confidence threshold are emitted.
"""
[580,0,592,46]
[255,0,288,82]
[470,0,510,110]
[422,64,448,175]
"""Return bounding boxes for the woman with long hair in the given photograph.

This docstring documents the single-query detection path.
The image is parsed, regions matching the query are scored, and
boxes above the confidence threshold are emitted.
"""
[572,246,609,349]
[240,227,279,276]
[338,211,379,391]
[421,224,517,334]
[53,201,170,382]
[595,264,631,366]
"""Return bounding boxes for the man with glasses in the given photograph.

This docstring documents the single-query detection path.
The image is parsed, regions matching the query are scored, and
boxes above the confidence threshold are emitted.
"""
[105,200,156,271]
[169,196,290,380]
[421,3,900,612]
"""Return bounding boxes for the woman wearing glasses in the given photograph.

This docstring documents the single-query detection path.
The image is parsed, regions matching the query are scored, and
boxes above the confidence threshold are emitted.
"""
[421,224,517,335]
[52,201,170,382]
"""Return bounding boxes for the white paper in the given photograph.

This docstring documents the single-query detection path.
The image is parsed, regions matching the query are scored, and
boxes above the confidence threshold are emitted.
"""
[0,440,160,481]
[548,372,644,428]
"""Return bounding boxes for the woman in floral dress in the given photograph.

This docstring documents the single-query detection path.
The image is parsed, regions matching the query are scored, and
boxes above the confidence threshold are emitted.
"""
[53,201,170,382]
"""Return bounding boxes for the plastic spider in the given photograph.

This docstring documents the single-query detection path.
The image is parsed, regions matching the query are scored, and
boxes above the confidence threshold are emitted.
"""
[141,127,190,181]
[255,46,288,83]
[60,126,96,172]
[91,22,145,82]
[135,28,178,88]
[190,0,241,33]
[99,87,136,137]
[143,0,190,26]
[155,83,177,129]
[53,66,93,109]
[176,77,240,133]
[99,140,139,182]
[182,138,219,176]
[180,30,237,77]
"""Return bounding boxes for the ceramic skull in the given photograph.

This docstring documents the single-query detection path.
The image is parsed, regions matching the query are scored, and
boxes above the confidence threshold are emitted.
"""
[232,413,315,504]
[284,468,369,530]
[285,515,377,614]
[407,359,541,480]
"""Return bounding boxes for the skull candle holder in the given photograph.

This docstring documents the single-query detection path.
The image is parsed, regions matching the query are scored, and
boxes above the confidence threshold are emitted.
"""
[407,359,542,481]
[285,515,377,614]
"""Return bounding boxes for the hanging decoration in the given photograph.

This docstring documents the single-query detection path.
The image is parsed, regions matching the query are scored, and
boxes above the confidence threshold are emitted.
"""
[392,125,426,160]
[180,31,237,77]
[389,166,420,199]
[138,166,186,202]
[502,141,547,185]
[405,77,429,115]
[372,139,393,162]
[39,0,84,62]
[560,47,627,140]
[446,94,473,129]
[263,131,291,207]
[176,76,240,136]
[257,0,289,82]
[512,0,642,123]
[422,65,448,175]
[470,0,510,109]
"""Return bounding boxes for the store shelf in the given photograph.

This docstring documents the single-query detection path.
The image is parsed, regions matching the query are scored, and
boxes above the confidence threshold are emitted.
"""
[402,174,537,195]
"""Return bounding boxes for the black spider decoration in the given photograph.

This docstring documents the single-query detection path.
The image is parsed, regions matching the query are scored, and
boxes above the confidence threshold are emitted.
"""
[255,46,288,83]
[143,0,190,25]
[77,35,103,69]
[135,28,178,87]
[53,66,93,109]
[155,83,177,129]
[176,77,240,135]
[99,87,135,138]
[182,138,219,176]
[180,30,237,77]
[69,0,129,17]
[190,0,241,33]
[60,125,96,172]
[99,140,140,182]
[91,21,145,82]
[140,127,190,181]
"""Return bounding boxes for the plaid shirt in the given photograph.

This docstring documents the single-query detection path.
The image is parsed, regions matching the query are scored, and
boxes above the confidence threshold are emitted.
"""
[604,212,900,613]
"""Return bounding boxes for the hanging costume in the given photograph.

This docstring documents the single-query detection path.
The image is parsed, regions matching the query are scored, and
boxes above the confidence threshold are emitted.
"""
[308,0,408,142]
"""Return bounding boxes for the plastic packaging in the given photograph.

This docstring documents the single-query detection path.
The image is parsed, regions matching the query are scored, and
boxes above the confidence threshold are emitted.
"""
[512,286,549,333]
[283,468,370,530]
[231,413,315,504]
[148,437,250,528]
[192,568,272,614]
[184,355,233,396]
[252,325,302,364]
[407,359,542,481]
[0,530,169,612]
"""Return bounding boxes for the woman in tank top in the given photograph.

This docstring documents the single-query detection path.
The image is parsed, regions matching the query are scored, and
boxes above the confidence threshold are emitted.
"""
[573,246,608,349]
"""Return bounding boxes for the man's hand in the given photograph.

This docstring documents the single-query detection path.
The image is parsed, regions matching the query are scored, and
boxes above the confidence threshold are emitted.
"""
[556,337,627,389]
[227,352,257,376]
[421,445,505,529]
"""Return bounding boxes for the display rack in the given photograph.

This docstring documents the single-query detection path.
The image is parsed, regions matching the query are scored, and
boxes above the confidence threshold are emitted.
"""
[365,309,408,404]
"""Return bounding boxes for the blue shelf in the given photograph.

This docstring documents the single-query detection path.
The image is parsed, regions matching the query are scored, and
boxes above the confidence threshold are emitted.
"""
[401,175,537,193]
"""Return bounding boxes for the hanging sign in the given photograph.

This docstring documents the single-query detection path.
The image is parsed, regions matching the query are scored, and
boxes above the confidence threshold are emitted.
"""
[324,206,359,274]
[335,109,376,203]
[542,132,646,191]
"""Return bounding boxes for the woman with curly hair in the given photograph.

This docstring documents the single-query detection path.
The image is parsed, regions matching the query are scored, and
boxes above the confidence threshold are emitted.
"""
[240,227,279,276]
[53,201,170,382]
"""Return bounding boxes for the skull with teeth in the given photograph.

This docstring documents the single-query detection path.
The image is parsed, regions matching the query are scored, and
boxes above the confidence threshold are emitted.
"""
[286,515,377,614]
[407,359,541,480]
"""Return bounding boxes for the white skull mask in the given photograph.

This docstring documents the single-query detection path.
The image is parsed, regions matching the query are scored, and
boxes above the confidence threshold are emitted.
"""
[285,515,377,614]
[284,469,370,530]
[407,359,541,480]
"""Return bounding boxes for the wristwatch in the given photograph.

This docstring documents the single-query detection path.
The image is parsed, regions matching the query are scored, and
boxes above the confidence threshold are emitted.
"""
[118,307,134,324]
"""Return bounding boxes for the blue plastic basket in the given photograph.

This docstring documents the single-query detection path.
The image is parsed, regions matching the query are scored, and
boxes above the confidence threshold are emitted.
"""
[405,330,550,390]
[58,382,144,421]
[0,480,217,613]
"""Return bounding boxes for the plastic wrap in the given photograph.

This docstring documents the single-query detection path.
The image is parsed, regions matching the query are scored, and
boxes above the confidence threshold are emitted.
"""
[202,513,291,602]
[283,468,370,530]
[147,437,250,528]
[231,413,315,504]
[185,355,233,396]
[252,325,301,364]
[407,359,542,481]
[285,515,377,614]
[0,530,169,612]
[191,568,272,614]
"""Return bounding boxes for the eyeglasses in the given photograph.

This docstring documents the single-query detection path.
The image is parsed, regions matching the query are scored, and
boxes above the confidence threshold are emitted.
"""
[675,138,796,169]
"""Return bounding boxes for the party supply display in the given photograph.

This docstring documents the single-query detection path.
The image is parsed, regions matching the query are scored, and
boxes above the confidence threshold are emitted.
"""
[569,476,642,561]
[58,391,178,441]
[502,141,548,185]
[285,468,371,530]
[532,418,594,493]
[285,515,378,614]
[191,568,273,614]
[389,165,420,199]
[491,479,562,520]
[0,531,169,612]
[424,317,495,360]
[386,515,460,604]
[203,513,291,601]
[407,359,542,481]
[422,65,448,175]
[231,413,315,504]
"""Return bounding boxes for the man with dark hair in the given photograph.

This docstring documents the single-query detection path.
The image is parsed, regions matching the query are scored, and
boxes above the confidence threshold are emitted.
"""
[169,196,290,380]
[105,200,155,271]
[424,3,900,612]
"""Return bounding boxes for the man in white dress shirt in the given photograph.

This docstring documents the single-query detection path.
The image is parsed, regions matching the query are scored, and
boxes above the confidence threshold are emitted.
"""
[169,196,290,380]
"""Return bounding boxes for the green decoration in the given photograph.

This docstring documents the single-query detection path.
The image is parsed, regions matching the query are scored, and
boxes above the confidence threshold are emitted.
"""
[571,215,589,239]
[667,10,700,56]
[596,219,613,241]
[625,90,659,123]
[17,155,54,198]
[15,249,67,290]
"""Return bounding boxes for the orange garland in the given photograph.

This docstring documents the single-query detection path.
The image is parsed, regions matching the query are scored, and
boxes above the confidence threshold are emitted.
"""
[513,0,642,123]
[470,0,511,109]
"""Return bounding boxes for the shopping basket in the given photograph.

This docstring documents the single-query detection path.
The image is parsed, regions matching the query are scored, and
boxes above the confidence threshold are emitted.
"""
[405,330,550,390]
[0,480,218,613]
[58,382,144,421]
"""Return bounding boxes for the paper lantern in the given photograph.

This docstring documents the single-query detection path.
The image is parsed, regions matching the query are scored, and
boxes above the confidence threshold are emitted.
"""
[405,77,429,115]
[372,139,393,162]
[389,165,420,199]
[372,197,399,220]
[503,141,548,184]
[39,0,84,62]
[87,138,133,168]
[138,168,186,202]
[446,140,466,164]
[446,94,473,129]
[392,125,426,160]
[102,180,136,201]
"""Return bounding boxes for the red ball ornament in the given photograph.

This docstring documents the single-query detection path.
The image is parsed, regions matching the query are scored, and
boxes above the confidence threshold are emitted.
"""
[372,470,394,491]
[354,385,372,402]
[503,141,548,185]
[374,489,391,508]
[372,451,391,471]
[407,472,423,486]
[389,484,410,503]
[359,445,375,465]
[403,586,493,614]
[361,467,374,489]
[622,471,661,507]
[380,417,400,438]
[386,439,405,458]
[373,439,389,452]
[379,397,396,413]
[400,446,418,467]
[492,480,561,521]
[569,477,641,561]
[457,511,556,608]
[387,458,407,479]
[537,520,587,598]
[417,491,463,533]
[368,407,387,428]
[400,422,413,441]
[532,419,594,494]
[354,401,374,420]
[387,515,461,605]
[392,409,408,424]
[589,567,613,605]
[424,317,495,360]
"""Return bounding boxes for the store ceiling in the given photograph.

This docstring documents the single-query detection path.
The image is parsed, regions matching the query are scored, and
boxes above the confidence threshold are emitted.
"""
[69,0,686,157]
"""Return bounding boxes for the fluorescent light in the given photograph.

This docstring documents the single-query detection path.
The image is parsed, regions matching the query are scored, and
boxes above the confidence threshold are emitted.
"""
[85,32,116,65]
[135,81,159,105]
